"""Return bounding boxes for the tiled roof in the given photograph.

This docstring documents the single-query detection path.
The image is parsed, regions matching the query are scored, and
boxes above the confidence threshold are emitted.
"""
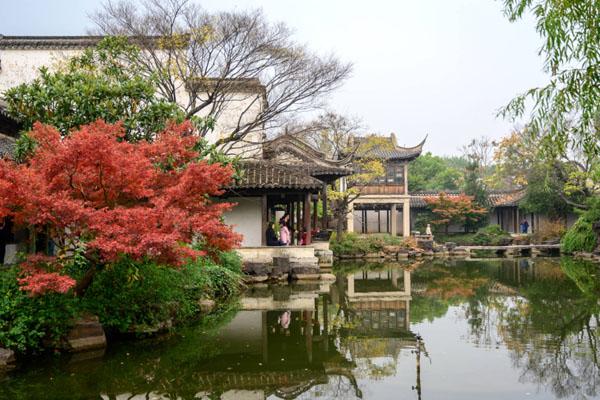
[0,100,21,138]
[0,36,104,49]
[410,190,526,208]
[488,189,527,207]
[262,135,353,178]
[0,133,15,159]
[230,161,324,190]
[356,134,426,161]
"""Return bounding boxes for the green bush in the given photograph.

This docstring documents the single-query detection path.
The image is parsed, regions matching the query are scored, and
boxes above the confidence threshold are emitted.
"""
[435,225,511,246]
[0,268,78,354]
[561,198,600,254]
[561,219,597,253]
[82,254,241,333]
[330,233,404,256]
[472,225,512,246]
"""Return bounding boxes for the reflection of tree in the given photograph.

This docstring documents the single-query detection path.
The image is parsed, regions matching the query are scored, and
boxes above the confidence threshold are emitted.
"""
[412,258,600,399]
[466,258,600,399]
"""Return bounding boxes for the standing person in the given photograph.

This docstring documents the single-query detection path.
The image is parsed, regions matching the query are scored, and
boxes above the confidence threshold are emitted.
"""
[279,217,291,245]
[521,218,529,234]
[266,222,283,246]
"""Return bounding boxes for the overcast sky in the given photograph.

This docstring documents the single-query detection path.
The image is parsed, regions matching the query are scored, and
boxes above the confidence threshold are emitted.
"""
[0,0,548,155]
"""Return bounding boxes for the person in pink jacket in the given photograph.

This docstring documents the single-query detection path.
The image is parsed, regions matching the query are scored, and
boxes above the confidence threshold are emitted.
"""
[279,215,291,245]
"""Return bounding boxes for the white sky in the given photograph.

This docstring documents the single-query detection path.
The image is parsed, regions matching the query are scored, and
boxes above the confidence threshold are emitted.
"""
[0,0,549,155]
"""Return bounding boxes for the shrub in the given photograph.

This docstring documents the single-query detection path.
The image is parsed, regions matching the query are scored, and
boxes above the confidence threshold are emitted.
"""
[561,219,597,253]
[81,254,242,333]
[531,219,566,243]
[216,250,243,274]
[330,233,404,256]
[0,268,78,354]
[561,198,600,254]
[185,255,242,300]
[81,259,192,333]
[472,225,512,246]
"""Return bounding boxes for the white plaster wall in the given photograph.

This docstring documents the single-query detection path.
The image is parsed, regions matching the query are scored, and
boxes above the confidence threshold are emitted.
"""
[0,49,80,94]
[222,197,263,247]
[0,48,264,157]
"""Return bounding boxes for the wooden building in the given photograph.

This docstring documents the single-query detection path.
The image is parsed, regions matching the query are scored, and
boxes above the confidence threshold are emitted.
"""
[347,133,426,237]
[223,134,353,247]
[409,190,578,234]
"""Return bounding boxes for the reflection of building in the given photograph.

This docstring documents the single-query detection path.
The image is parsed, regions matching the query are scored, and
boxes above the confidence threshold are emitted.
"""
[177,270,417,400]
[341,268,416,366]
[183,282,361,400]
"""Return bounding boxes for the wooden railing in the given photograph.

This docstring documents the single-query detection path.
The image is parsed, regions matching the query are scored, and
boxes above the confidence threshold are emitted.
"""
[360,185,405,195]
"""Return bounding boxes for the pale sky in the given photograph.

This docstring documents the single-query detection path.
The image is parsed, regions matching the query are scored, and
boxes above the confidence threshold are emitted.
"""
[0,0,548,155]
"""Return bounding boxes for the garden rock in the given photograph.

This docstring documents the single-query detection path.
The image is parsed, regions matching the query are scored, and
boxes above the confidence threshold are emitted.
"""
[199,299,216,313]
[383,245,400,254]
[66,315,106,353]
[445,242,457,251]
[0,348,15,369]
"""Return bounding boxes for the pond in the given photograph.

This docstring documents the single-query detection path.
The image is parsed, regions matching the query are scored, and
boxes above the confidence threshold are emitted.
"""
[1,257,599,400]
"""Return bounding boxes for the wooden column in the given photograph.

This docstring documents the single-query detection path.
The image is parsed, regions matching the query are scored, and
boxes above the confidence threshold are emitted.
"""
[403,162,409,195]
[296,198,302,245]
[321,183,328,230]
[402,200,410,237]
[261,194,268,245]
[304,192,312,245]
[289,199,295,243]
[313,198,318,230]
[391,203,398,236]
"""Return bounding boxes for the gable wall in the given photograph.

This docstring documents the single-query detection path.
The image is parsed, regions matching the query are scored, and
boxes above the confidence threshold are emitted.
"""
[0,48,264,157]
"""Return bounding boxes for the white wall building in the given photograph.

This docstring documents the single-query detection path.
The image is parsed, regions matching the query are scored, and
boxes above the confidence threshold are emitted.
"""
[0,35,264,157]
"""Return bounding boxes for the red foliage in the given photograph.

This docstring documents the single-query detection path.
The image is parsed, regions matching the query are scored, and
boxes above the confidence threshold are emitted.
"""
[0,120,240,294]
[424,192,487,233]
[17,254,76,295]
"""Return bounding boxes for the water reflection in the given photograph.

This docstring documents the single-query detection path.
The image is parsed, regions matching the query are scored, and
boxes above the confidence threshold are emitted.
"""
[1,258,599,400]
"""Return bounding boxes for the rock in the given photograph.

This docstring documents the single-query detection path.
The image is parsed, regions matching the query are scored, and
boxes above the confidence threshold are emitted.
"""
[416,238,434,251]
[131,319,173,335]
[243,261,272,276]
[383,245,400,254]
[293,273,321,281]
[291,265,320,274]
[243,275,269,284]
[0,348,15,369]
[199,299,216,313]
[364,252,385,259]
[315,249,334,266]
[66,315,106,353]
[445,242,457,251]
[320,273,336,282]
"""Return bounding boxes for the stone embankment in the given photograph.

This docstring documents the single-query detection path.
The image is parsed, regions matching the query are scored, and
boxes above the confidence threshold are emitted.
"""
[335,237,562,262]
[243,255,335,283]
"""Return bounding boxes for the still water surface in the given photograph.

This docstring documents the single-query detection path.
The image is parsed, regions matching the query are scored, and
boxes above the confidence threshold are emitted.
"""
[1,257,599,400]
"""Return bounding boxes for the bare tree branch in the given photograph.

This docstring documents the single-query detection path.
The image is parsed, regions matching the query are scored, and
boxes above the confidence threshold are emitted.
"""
[91,1,352,150]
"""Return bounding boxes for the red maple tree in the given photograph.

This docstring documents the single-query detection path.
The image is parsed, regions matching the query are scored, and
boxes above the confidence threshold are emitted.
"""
[424,192,487,234]
[0,120,240,295]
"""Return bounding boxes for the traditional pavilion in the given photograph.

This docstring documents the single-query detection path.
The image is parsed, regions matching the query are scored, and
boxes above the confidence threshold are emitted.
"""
[410,190,578,234]
[223,134,353,247]
[347,133,426,237]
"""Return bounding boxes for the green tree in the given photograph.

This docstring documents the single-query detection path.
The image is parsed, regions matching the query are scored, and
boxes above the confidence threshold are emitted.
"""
[499,1,600,190]
[3,36,186,143]
[408,152,463,192]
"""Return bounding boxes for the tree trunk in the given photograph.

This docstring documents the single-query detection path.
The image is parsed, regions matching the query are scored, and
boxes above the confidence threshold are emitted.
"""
[74,267,98,297]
